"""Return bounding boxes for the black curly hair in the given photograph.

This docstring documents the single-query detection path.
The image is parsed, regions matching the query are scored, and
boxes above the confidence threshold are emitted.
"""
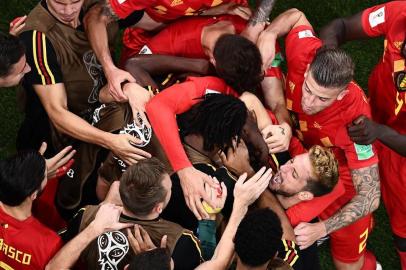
[235,208,283,267]
[178,93,248,153]
[214,34,264,94]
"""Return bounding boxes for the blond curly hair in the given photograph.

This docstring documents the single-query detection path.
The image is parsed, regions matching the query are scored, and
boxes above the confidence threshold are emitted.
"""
[306,145,339,196]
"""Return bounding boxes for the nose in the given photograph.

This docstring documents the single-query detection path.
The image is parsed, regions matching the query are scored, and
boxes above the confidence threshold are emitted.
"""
[305,94,317,107]
[64,5,75,15]
[280,163,292,173]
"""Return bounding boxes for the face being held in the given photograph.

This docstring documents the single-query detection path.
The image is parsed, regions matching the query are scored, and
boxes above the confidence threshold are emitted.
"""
[269,145,339,199]
[301,47,354,115]
[46,0,84,26]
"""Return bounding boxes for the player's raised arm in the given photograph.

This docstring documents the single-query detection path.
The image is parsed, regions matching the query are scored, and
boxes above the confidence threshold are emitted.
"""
[319,11,368,48]
[348,115,406,157]
[84,1,136,101]
[257,8,311,69]
[242,0,277,42]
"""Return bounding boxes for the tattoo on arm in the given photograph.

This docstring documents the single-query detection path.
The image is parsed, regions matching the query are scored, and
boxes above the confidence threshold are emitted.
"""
[279,126,285,135]
[101,0,119,21]
[324,164,380,234]
[248,0,277,26]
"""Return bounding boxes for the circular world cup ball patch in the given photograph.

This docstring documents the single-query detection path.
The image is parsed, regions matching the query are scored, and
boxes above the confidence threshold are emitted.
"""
[395,71,406,92]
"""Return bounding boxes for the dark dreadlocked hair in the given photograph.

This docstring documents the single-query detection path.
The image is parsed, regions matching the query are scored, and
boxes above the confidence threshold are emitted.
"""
[178,94,248,152]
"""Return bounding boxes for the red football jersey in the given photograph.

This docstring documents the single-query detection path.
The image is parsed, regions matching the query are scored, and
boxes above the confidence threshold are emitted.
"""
[0,207,62,270]
[110,0,247,21]
[361,1,406,134]
[146,76,238,171]
[120,0,248,62]
[283,25,379,216]
[138,15,283,79]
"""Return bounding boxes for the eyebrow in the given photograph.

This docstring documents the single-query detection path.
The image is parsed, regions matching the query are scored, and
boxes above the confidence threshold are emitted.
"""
[292,157,299,178]
[304,81,331,100]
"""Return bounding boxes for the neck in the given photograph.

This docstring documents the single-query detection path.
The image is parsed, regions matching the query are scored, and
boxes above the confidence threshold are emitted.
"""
[201,21,236,57]
[0,200,32,221]
[276,194,302,209]
[122,207,159,221]
[184,134,219,161]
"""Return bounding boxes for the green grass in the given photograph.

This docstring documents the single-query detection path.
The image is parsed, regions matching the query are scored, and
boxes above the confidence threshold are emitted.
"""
[0,0,401,269]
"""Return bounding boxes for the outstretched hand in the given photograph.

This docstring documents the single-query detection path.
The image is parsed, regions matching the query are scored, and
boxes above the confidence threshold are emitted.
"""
[39,142,76,179]
[233,167,273,208]
[127,224,167,254]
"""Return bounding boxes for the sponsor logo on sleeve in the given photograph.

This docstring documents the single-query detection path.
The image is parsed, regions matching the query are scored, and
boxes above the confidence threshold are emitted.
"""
[139,45,153,55]
[205,89,220,95]
[354,143,374,160]
[298,30,314,39]
[369,7,385,28]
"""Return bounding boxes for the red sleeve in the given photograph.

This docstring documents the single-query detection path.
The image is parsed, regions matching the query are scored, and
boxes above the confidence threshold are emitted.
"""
[286,180,345,227]
[361,2,404,38]
[265,42,284,79]
[335,84,379,170]
[288,136,307,157]
[109,0,153,19]
[285,25,321,72]
[146,77,236,171]
[40,233,63,268]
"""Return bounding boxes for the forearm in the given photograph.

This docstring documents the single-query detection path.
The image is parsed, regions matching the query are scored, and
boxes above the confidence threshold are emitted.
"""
[257,189,294,241]
[261,77,290,125]
[210,205,247,267]
[199,3,234,16]
[84,4,115,71]
[124,55,210,89]
[239,91,272,130]
[49,108,112,149]
[377,124,406,157]
[273,104,292,127]
[46,223,99,270]
[125,55,210,77]
[324,164,380,234]
[319,18,347,47]
[264,8,306,38]
[248,0,276,27]
[146,98,192,171]
[319,12,365,48]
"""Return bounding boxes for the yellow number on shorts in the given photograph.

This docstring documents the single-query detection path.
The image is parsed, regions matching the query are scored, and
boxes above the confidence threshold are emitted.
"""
[358,228,369,254]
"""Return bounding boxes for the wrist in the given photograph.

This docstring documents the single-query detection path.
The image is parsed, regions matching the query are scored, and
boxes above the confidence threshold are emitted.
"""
[263,29,278,41]
[87,221,105,238]
[102,133,115,150]
[321,220,329,235]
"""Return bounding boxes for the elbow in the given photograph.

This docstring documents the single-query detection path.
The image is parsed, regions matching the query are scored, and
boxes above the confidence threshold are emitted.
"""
[83,4,109,31]
[287,8,305,21]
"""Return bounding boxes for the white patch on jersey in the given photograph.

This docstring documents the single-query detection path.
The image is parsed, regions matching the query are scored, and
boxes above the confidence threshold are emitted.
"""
[369,7,385,28]
[205,89,220,95]
[117,0,127,4]
[139,45,153,55]
[298,30,314,39]
[98,231,129,270]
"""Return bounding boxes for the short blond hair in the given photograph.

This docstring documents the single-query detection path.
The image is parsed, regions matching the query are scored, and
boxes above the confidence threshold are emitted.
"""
[306,145,339,196]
